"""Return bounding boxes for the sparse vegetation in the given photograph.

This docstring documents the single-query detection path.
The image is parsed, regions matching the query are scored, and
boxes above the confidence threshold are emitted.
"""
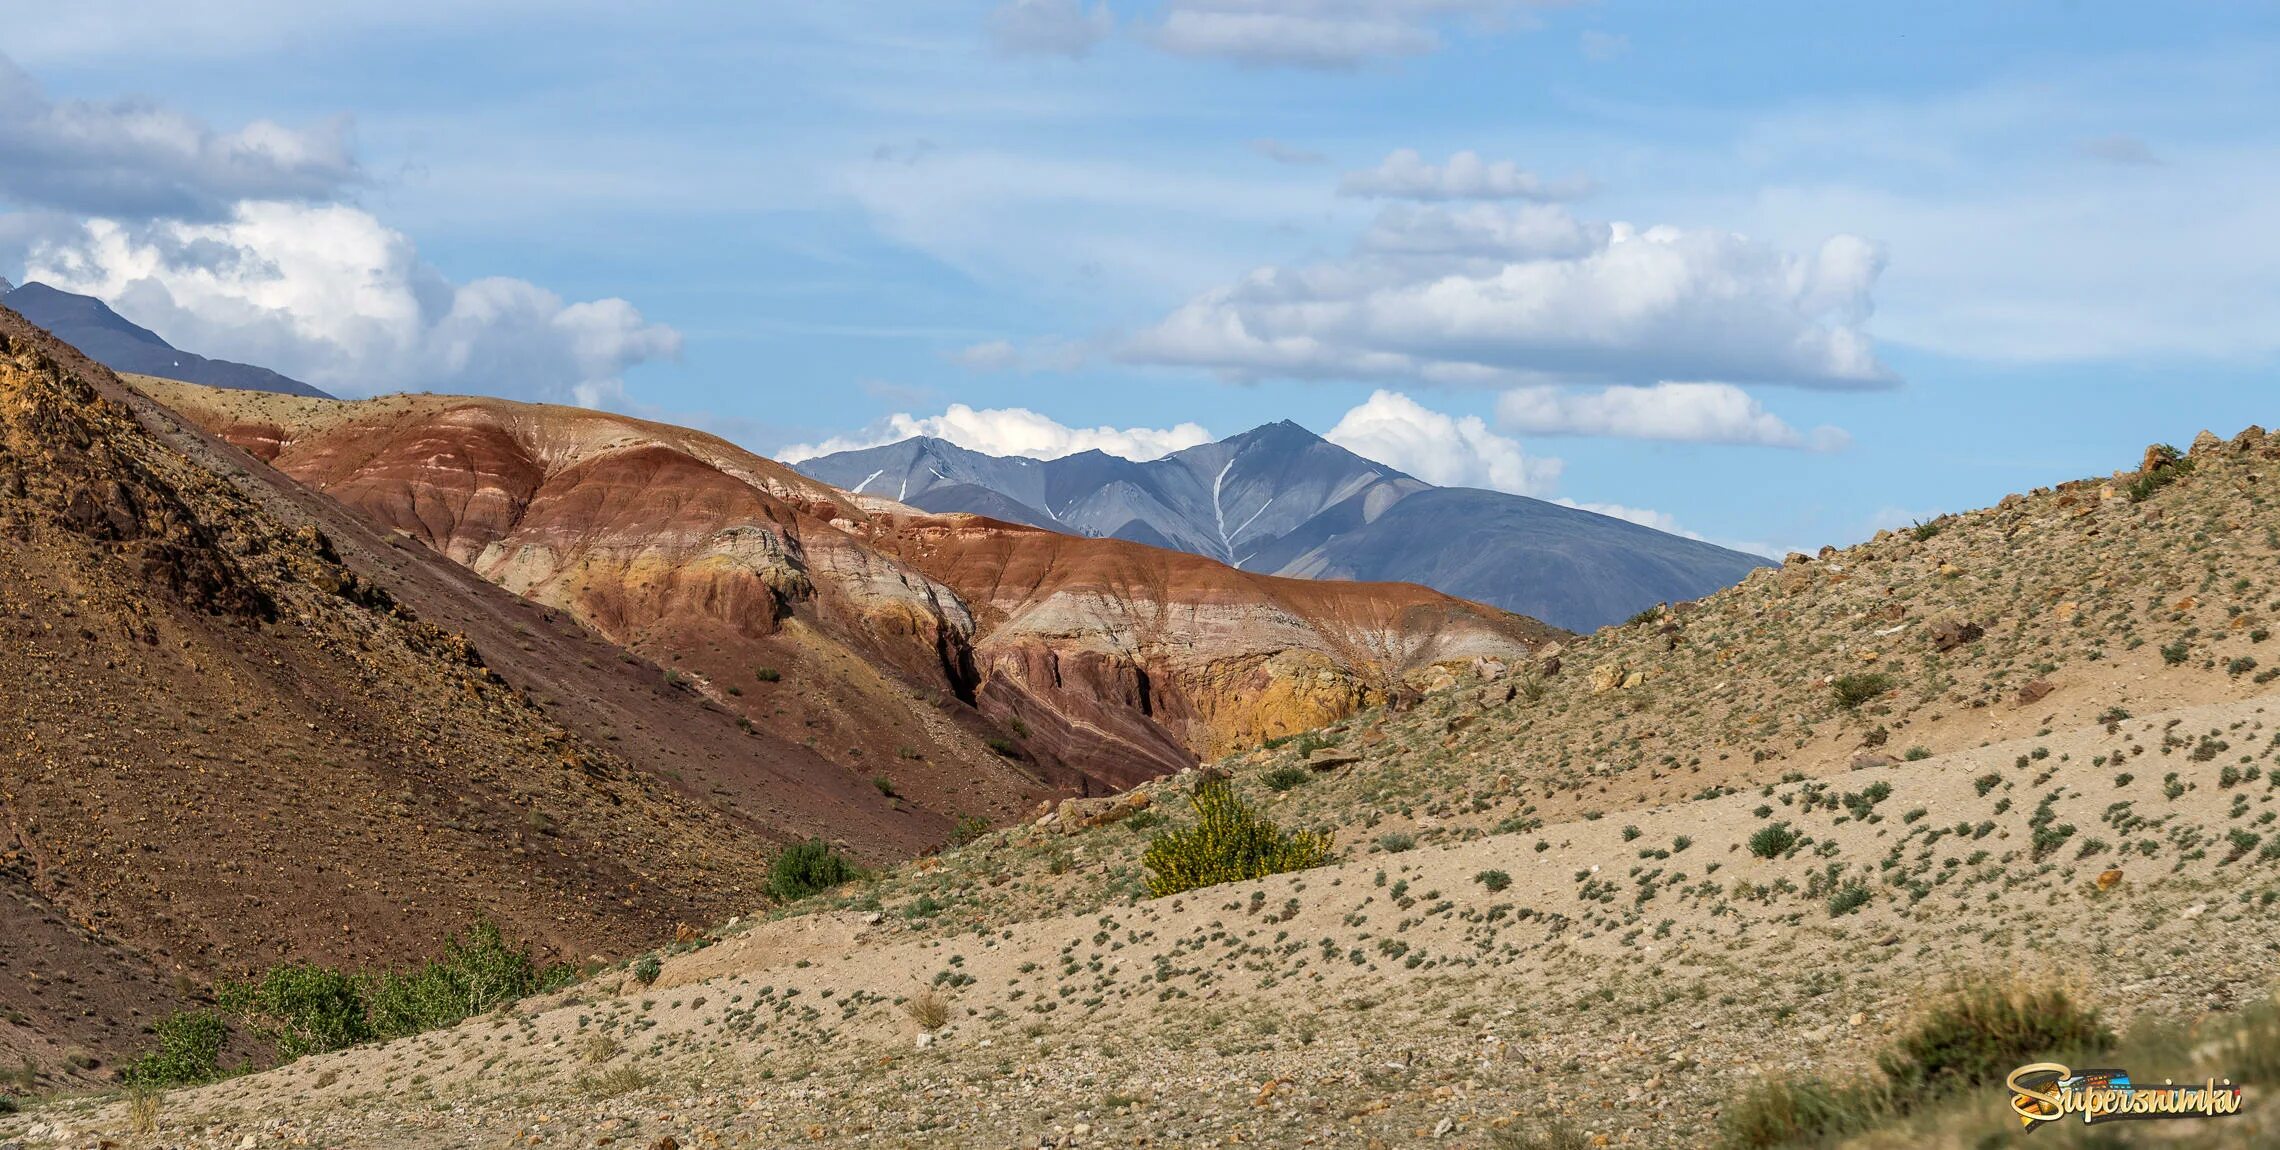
[1830,672,1894,710]
[768,839,859,902]
[1748,822,1800,859]
[1141,778,1333,897]
[120,1010,229,1087]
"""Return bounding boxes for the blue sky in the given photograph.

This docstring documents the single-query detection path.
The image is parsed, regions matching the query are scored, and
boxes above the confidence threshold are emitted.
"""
[1,1,2276,556]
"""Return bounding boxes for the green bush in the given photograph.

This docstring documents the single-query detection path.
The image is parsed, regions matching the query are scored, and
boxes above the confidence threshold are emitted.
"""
[1475,869,1512,892]
[120,1010,228,1087]
[1718,1075,1890,1149]
[1831,672,1894,710]
[631,955,662,986]
[1876,982,2111,1093]
[2161,639,2191,665]
[1748,821,1800,859]
[1142,779,1333,897]
[2127,445,2190,502]
[219,963,371,1059]
[1826,883,1872,916]
[767,839,857,902]
[947,814,991,847]
[1262,765,1312,792]
[364,922,571,1040]
[753,667,781,682]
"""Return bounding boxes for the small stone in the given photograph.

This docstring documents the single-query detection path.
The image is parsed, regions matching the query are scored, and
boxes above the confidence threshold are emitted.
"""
[1847,1012,1866,1027]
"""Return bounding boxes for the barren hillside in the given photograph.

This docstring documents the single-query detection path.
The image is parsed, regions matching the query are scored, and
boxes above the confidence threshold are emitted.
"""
[135,380,1551,794]
[14,426,2278,1147]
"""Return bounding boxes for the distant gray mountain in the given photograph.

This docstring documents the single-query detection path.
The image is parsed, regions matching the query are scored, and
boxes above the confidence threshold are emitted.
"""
[2,281,332,399]
[795,423,1771,632]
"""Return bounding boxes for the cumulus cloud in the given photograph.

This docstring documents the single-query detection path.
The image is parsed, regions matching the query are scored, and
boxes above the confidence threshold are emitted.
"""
[27,201,680,404]
[1125,199,1893,390]
[0,54,358,220]
[1340,149,1593,201]
[1323,389,1560,495]
[776,403,1212,464]
[989,0,1114,57]
[1496,382,1850,451]
[1150,1,1543,68]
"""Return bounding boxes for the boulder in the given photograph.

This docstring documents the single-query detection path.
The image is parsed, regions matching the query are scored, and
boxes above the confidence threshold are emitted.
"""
[2016,678,2056,706]
[1927,617,1984,651]
[1589,663,1625,693]
[1306,749,1362,772]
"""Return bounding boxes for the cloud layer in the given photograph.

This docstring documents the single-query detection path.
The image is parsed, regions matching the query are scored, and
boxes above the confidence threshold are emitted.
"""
[776,403,1213,463]
[1149,1,1541,68]
[988,0,1114,57]
[1497,382,1850,451]
[0,54,358,220]
[1126,199,1893,390]
[1323,388,1560,495]
[28,202,680,404]
[1340,149,1592,201]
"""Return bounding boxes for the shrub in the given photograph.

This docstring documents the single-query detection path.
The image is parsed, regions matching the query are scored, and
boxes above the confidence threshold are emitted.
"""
[1717,1076,1888,1149]
[767,839,858,902]
[1262,765,1312,792]
[1908,519,1943,542]
[1831,673,1894,711]
[1876,981,2110,1093]
[1142,779,1334,897]
[753,667,781,682]
[364,922,572,1040]
[1748,822,1800,859]
[2161,640,2191,666]
[871,775,898,797]
[1475,869,1512,892]
[219,963,372,1059]
[1826,883,1872,917]
[947,814,991,847]
[120,1010,228,1087]
[631,955,662,986]
[2127,446,2190,502]
[1904,746,1932,761]
[903,987,951,1031]
[1376,832,1417,853]
[2228,656,2258,677]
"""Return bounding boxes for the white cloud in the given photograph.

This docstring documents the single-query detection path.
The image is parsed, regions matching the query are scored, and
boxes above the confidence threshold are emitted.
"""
[1496,382,1850,451]
[27,201,680,404]
[1125,201,1893,390]
[1149,1,1543,68]
[989,0,1114,58]
[776,403,1212,463]
[1323,389,1560,495]
[0,53,358,220]
[1339,149,1592,201]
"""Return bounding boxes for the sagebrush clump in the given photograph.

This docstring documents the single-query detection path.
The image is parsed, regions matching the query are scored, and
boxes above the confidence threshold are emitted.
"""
[1142,778,1333,897]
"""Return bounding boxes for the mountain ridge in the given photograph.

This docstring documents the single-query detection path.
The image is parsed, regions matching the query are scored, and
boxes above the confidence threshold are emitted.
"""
[795,424,1768,631]
[0,281,333,399]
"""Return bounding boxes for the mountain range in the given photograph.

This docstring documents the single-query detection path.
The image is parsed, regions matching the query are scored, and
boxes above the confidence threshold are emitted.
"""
[793,425,1770,632]
[0,279,331,399]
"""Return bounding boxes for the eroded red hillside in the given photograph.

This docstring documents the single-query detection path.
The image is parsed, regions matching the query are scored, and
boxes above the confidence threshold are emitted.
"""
[137,382,1554,794]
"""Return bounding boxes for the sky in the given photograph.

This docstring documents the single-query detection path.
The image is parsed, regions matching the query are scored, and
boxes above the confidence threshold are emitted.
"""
[1,1,2276,558]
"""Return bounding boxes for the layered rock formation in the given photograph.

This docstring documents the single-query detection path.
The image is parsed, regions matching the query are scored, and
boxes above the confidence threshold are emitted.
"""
[135,380,1554,794]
